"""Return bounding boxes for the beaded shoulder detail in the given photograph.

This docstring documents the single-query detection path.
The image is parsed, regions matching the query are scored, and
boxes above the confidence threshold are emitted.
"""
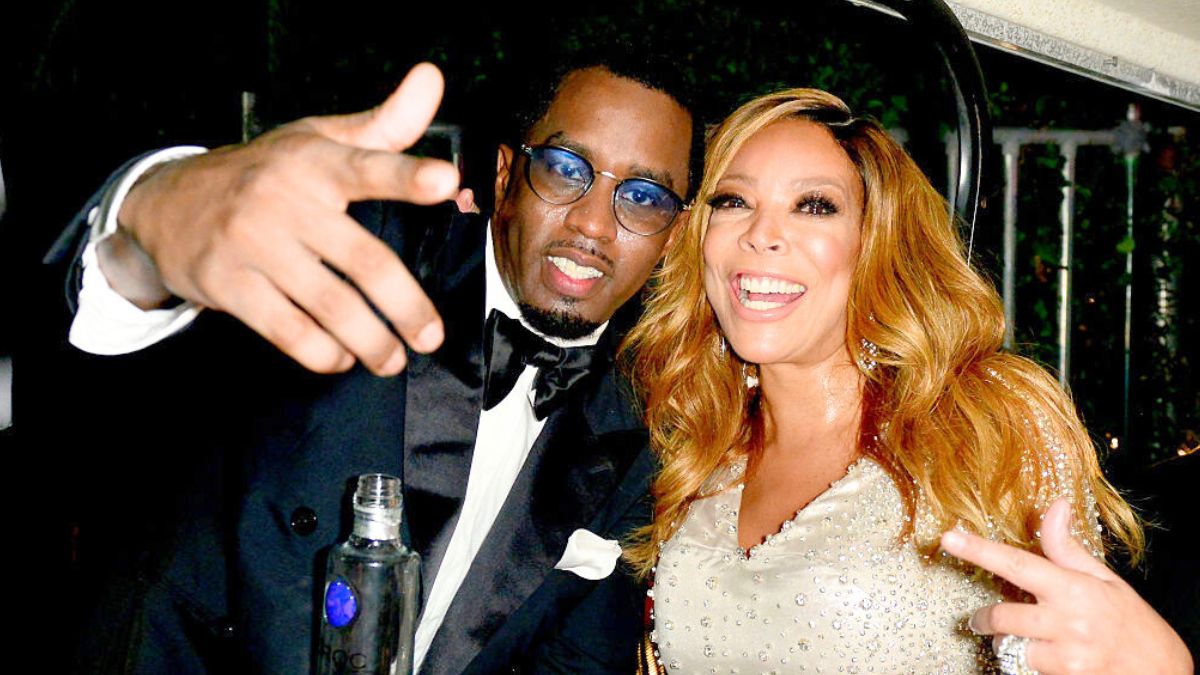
[984,367,1104,557]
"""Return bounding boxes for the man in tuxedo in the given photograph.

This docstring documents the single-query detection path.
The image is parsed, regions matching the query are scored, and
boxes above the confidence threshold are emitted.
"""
[56,56,698,673]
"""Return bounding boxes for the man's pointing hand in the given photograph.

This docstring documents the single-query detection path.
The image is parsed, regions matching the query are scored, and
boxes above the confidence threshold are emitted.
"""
[102,62,458,375]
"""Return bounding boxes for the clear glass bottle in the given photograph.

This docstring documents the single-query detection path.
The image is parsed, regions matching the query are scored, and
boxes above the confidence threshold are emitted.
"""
[317,474,421,675]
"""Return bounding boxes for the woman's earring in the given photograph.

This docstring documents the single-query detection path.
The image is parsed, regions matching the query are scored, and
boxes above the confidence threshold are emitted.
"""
[743,362,759,389]
[857,338,880,372]
[715,335,727,359]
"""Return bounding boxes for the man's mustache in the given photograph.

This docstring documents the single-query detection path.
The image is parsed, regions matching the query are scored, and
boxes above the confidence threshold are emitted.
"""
[545,239,616,269]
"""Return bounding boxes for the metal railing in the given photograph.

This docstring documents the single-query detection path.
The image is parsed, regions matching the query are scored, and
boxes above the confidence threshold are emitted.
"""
[959,109,1148,440]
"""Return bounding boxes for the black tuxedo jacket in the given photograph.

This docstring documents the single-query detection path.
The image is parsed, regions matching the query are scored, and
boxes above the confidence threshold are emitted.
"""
[51,177,654,674]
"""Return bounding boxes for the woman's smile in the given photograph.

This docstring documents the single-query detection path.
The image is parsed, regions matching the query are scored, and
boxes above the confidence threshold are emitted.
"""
[725,270,808,319]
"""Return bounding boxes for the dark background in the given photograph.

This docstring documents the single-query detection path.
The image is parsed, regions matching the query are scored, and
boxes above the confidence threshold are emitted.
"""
[4,0,1199,661]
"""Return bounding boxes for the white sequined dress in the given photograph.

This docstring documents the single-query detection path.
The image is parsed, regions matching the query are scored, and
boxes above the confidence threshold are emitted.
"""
[653,457,1002,674]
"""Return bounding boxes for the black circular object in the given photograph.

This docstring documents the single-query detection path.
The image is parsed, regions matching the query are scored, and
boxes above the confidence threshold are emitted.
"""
[290,506,318,536]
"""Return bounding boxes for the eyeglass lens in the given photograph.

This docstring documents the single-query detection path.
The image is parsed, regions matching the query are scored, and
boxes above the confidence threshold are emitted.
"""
[525,146,680,235]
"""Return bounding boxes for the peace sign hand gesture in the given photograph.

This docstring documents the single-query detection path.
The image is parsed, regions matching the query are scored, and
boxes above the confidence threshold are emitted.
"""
[941,499,1192,674]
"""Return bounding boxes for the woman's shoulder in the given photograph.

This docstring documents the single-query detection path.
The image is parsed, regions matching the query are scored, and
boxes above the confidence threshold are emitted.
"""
[697,456,747,498]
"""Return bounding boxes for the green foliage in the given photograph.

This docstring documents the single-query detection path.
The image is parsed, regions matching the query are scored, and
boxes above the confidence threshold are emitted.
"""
[1116,235,1136,255]
[986,66,1200,464]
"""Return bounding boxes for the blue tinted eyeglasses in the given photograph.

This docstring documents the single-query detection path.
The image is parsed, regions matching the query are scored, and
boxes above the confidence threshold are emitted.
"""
[519,144,690,236]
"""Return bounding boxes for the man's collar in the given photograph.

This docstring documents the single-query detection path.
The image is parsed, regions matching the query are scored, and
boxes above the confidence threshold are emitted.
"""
[484,222,607,349]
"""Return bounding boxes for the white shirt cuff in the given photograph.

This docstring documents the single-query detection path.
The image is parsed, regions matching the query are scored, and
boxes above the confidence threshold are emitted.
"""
[69,146,208,355]
[70,242,204,355]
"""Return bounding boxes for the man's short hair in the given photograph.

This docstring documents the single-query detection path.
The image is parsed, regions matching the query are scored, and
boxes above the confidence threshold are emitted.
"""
[509,44,704,201]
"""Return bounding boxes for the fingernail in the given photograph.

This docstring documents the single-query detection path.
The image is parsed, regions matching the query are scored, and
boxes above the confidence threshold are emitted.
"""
[967,612,982,634]
[416,322,443,351]
[941,530,966,550]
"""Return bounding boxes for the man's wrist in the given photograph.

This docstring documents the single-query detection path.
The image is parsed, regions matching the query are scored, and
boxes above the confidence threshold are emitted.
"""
[87,146,207,309]
[95,229,176,310]
[92,146,208,247]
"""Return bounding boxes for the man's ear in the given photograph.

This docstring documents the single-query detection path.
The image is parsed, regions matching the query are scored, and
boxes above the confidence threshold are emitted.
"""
[494,144,515,208]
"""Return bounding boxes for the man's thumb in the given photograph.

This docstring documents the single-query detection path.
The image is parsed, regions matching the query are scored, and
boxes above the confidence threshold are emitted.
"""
[309,62,445,152]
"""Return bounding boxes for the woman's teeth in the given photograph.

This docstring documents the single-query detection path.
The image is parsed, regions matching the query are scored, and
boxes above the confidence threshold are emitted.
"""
[737,275,807,310]
[739,275,805,294]
[741,297,786,310]
[549,256,603,280]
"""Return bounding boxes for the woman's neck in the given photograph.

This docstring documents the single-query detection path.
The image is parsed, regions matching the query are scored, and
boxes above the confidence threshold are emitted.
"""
[756,346,863,464]
[736,346,867,550]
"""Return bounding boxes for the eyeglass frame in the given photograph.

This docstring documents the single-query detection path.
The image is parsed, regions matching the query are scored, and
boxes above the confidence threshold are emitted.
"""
[518,143,691,236]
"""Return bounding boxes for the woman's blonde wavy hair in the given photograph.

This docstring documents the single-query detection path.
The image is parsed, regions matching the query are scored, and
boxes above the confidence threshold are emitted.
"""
[621,88,1143,578]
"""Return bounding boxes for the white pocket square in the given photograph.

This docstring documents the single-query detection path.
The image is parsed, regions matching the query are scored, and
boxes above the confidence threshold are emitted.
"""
[554,528,622,580]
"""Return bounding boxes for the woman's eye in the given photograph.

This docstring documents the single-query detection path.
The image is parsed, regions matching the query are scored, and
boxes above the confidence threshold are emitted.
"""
[798,195,838,216]
[707,193,746,210]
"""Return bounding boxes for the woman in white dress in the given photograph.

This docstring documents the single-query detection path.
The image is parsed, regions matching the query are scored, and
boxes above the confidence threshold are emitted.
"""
[622,88,1190,674]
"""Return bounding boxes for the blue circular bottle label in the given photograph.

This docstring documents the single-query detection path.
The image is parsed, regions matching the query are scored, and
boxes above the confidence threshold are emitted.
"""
[324,577,358,628]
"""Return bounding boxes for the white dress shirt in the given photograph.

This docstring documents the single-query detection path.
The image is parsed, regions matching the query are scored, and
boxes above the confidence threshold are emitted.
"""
[412,231,604,668]
[69,153,607,670]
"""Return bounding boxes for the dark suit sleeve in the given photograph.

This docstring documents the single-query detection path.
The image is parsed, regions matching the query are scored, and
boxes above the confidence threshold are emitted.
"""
[525,450,656,674]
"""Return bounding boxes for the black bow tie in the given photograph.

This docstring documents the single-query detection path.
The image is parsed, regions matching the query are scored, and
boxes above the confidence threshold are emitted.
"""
[482,310,601,420]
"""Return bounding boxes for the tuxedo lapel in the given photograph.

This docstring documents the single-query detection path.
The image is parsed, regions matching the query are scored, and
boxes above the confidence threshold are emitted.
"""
[401,211,489,597]
[421,326,647,674]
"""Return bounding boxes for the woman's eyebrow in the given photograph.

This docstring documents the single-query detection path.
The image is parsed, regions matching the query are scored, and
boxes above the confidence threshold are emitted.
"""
[791,176,850,194]
[717,174,850,194]
[717,172,755,185]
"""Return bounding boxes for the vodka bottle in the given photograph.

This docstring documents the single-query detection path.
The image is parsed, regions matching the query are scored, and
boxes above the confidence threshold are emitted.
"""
[317,474,421,675]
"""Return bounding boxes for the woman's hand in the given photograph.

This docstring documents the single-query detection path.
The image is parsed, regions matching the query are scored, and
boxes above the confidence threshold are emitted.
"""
[940,499,1192,674]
